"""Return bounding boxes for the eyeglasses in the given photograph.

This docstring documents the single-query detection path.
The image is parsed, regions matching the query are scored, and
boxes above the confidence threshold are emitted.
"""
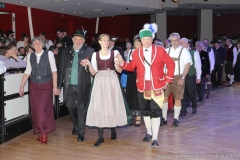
[100,40,110,42]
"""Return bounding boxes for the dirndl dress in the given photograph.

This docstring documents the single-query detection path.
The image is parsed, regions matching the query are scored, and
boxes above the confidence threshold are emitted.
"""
[86,50,132,128]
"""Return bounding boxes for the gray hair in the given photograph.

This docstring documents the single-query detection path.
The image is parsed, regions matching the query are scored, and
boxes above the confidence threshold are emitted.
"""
[31,36,45,48]
[180,37,188,43]
[169,32,180,40]
[195,41,204,47]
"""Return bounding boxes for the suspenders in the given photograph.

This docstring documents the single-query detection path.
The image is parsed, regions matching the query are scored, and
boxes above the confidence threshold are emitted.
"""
[168,47,184,75]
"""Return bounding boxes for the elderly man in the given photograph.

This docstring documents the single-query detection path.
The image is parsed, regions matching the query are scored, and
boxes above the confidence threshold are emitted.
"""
[161,33,192,127]
[57,30,94,142]
[116,28,175,148]
[179,38,201,116]
[225,39,238,87]
[195,41,210,102]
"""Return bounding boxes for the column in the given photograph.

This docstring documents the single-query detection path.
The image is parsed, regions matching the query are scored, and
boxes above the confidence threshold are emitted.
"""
[199,10,213,41]
[156,12,167,41]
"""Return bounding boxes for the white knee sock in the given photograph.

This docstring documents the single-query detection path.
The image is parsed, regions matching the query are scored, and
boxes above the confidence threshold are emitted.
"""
[230,75,234,84]
[143,116,152,135]
[162,102,168,120]
[151,117,160,141]
[174,106,181,120]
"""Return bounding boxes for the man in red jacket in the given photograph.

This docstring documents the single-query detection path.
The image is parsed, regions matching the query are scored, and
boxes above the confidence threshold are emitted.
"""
[116,28,175,148]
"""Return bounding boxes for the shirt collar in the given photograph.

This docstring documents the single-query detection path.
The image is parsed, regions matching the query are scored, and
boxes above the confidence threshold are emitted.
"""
[143,45,152,51]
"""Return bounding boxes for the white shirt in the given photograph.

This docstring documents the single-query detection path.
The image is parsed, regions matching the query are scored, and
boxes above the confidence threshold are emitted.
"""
[207,48,215,72]
[16,41,24,49]
[192,50,202,79]
[143,46,152,80]
[229,45,238,65]
[24,50,57,74]
[128,49,135,62]
[45,39,53,50]
[91,50,119,72]
[165,46,193,76]
[0,60,6,75]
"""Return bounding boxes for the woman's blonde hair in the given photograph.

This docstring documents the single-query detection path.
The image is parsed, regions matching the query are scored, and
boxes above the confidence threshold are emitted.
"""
[98,34,110,41]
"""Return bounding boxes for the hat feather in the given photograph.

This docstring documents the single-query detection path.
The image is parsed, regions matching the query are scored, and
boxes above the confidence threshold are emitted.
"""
[143,23,158,38]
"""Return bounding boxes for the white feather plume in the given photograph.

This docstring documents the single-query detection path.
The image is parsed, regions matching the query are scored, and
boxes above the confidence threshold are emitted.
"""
[143,23,158,38]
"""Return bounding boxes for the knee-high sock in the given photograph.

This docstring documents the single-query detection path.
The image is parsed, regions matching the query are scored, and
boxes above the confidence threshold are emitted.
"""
[174,106,181,120]
[98,128,104,140]
[143,116,152,135]
[230,75,234,84]
[207,84,211,95]
[151,117,160,141]
[162,102,168,120]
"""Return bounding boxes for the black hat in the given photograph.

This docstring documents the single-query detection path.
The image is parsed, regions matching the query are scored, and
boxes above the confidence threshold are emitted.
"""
[109,35,118,42]
[73,30,85,38]
[7,30,14,34]
[214,39,221,44]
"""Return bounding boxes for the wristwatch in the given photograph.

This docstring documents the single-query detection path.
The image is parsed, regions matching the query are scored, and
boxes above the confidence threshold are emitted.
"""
[181,76,185,80]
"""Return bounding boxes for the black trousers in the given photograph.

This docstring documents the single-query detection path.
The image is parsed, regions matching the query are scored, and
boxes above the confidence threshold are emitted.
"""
[211,64,223,86]
[181,75,197,112]
[196,77,207,99]
[65,85,87,136]
[137,91,162,118]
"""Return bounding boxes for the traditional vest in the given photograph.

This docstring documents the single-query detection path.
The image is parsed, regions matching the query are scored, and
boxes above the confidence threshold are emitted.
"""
[30,51,52,84]
[188,49,196,76]
[96,50,115,70]
[70,49,79,85]
[226,46,234,61]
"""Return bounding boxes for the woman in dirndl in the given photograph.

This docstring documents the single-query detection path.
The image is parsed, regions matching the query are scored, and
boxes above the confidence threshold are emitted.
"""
[19,36,58,144]
[84,34,131,147]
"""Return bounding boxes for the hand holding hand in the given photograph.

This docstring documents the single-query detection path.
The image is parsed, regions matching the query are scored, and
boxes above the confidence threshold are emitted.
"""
[80,59,90,67]
[115,54,124,65]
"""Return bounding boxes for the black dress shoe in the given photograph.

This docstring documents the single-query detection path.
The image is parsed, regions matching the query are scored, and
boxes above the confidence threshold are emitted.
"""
[72,126,77,135]
[197,98,204,102]
[94,138,104,147]
[205,94,210,99]
[151,140,159,148]
[172,119,179,127]
[143,134,152,142]
[111,131,117,140]
[227,84,232,87]
[192,108,197,114]
[160,117,167,127]
[77,135,84,142]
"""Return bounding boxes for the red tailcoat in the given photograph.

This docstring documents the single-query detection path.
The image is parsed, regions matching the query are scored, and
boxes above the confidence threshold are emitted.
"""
[121,45,175,92]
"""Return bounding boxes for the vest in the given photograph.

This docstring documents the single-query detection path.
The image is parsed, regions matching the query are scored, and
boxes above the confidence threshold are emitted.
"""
[96,50,115,70]
[30,51,52,84]
[206,46,212,53]
[226,46,234,61]
[188,49,196,76]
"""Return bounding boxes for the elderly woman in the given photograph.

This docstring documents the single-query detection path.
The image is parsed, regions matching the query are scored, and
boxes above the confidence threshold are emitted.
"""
[19,37,58,145]
[84,34,131,147]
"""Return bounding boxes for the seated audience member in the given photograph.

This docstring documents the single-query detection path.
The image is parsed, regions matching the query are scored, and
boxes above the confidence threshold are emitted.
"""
[18,47,25,59]
[23,45,35,62]
[39,32,53,50]
[0,39,6,47]
[16,33,29,49]
[0,45,27,69]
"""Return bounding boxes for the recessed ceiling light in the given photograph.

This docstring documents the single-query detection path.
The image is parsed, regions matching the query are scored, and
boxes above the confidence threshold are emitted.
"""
[102,12,104,14]
[79,12,81,14]
[78,4,80,5]
[20,2,23,3]
[62,8,64,10]
[63,0,68,1]
[74,11,76,13]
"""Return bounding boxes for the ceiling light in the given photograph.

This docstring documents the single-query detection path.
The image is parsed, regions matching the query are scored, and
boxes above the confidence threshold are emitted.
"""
[102,12,104,14]
[126,7,129,11]
[216,5,219,8]
[50,0,68,3]
[78,4,80,5]
[172,0,177,2]
[20,2,23,3]
[74,11,76,13]
[92,9,104,12]
[63,0,68,1]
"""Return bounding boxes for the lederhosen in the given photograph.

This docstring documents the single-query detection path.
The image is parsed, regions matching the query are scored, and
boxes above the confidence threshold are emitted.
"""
[164,47,185,100]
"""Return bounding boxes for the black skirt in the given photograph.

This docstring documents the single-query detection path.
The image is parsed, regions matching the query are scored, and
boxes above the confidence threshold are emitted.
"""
[126,69,140,111]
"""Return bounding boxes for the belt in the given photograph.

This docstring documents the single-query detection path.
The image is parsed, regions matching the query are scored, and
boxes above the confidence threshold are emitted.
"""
[32,74,52,80]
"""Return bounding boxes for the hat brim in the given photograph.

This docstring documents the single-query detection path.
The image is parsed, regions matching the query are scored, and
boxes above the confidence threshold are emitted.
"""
[74,34,85,38]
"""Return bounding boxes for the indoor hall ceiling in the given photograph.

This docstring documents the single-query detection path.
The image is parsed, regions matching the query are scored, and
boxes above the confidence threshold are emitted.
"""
[1,0,240,18]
